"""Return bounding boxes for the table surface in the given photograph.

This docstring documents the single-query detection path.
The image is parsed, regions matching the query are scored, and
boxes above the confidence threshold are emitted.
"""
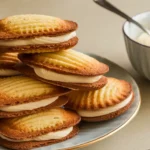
[1,0,150,150]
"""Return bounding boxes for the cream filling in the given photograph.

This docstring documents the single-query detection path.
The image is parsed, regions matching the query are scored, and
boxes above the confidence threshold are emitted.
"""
[0,31,76,46]
[137,32,150,46]
[0,127,73,142]
[0,69,21,76]
[0,96,58,112]
[78,92,133,117]
[34,67,102,83]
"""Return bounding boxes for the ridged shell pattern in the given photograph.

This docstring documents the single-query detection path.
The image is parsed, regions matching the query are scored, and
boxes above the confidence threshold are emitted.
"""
[0,53,19,64]
[29,49,108,75]
[0,15,71,35]
[66,77,131,110]
[0,108,79,134]
[0,76,60,99]
[6,109,65,132]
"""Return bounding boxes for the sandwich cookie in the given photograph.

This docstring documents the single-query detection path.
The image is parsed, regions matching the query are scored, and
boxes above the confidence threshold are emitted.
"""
[65,77,134,122]
[0,76,70,118]
[0,52,20,76]
[18,50,109,90]
[0,108,81,150]
[0,14,78,53]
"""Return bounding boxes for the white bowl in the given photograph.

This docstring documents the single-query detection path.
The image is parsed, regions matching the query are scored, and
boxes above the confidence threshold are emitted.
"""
[123,11,150,80]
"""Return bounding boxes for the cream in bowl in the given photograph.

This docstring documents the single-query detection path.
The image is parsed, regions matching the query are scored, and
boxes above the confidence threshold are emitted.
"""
[137,32,150,46]
[123,11,150,80]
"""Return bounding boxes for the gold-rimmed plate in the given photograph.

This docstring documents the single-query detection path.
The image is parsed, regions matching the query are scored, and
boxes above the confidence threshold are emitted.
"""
[0,54,141,150]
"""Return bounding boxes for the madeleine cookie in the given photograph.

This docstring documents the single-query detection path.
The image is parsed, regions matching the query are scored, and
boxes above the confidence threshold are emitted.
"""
[0,52,21,76]
[0,108,80,150]
[65,77,134,122]
[18,50,109,90]
[0,14,78,53]
[0,76,70,118]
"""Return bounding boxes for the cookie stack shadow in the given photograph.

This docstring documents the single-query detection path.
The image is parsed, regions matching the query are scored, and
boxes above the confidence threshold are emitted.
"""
[0,14,134,150]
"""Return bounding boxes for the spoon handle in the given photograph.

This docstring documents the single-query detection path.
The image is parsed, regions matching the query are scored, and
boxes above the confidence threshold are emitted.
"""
[94,0,149,34]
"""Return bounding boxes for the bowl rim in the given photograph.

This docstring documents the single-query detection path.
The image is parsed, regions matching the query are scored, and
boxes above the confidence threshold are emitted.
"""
[123,11,150,48]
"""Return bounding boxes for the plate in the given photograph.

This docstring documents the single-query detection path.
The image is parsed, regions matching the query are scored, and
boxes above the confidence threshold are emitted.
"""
[0,54,141,150]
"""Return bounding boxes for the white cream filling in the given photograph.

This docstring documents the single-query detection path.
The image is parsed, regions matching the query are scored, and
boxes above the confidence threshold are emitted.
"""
[0,69,21,76]
[0,96,58,112]
[78,92,133,117]
[0,31,76,46]
[0,127,73,142]
[137,32,150,46]
[34,67,102,83]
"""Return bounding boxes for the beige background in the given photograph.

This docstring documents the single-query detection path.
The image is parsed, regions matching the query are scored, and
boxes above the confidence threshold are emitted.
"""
[1,0,150,150]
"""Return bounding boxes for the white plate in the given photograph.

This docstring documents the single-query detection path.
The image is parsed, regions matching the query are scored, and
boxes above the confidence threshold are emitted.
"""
[0,54,141,150]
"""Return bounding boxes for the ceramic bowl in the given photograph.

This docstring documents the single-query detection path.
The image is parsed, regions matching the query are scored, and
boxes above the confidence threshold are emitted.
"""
[123,11,150,80]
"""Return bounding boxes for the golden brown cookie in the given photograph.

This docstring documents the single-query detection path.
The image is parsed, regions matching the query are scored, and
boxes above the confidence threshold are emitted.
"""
[0,14,78,53]
[65,77,134,122]
[19,50,109,76]
[82,97,134,122]
[0,52,20,76]
[0,108,80,150]
[0,126,79,150]
[15,63,107,90]
[0,76,70,118]
[18,50,109,90]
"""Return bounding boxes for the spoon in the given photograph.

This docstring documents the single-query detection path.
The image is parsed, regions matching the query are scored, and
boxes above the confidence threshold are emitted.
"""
[94,0,150,35]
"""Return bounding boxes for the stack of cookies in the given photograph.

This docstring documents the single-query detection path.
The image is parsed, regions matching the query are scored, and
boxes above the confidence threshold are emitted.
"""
[0,14,134,150]
[0,15,81,150]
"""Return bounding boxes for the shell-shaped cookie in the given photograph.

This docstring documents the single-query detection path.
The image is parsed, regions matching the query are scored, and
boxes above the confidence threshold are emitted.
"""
[19,50,109,76]
[0,14,77,39]
[0,108,81,140]
[66,77,132,110]
[0,76,70,107]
